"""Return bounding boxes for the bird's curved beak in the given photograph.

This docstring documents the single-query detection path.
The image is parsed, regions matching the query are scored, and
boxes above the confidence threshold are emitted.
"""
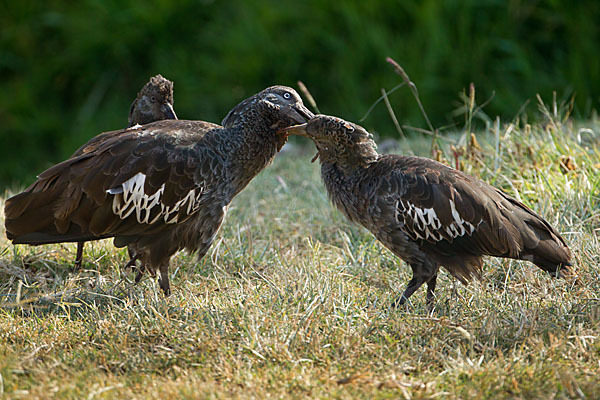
[161,103,178,120]
[283,103,314,125]
[279,123,308,137]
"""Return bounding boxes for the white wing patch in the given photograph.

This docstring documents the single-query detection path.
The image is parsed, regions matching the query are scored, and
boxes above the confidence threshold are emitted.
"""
[398,200,442,241]
[107,172,203,224]
[448,199,477,237]
[398,199,478,241]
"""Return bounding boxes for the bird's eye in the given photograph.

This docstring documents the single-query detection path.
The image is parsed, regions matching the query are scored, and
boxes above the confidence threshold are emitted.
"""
[282,92,291,100]
[151,96,157,103]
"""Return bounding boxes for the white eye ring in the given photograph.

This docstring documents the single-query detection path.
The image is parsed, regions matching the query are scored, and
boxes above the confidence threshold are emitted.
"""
[283,92,291,99]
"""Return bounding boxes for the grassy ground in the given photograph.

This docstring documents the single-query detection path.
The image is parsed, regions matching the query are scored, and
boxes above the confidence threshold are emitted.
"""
[0,113,599,399]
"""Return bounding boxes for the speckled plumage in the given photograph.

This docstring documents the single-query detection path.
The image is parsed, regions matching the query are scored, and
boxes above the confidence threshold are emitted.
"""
[284,115,572,307]
[5,86,313,295]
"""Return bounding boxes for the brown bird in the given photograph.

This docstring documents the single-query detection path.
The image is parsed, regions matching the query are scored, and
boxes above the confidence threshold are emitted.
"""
[283,115,572,308]
[72,74,178,269]
[127,74,177,128]
[5,86,313,295]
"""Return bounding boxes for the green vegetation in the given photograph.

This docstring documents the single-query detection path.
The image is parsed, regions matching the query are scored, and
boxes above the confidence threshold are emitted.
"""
[2,1,600,187]
[0,99,598,398]
[2,2,599,396]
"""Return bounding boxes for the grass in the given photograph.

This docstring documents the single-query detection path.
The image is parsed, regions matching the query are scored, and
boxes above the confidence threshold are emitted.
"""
[0,109,599,398]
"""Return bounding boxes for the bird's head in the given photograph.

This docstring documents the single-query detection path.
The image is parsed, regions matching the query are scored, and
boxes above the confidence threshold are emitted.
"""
[221,86,314,135]
[128,74,177,127]
[281,114,378,167]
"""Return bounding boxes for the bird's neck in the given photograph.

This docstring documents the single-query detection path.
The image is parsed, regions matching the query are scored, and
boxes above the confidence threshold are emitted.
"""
[225,124,283,194]
[319,145,379,175]
[318,145,379,223]
[240,120,284,158]
[319,162,365,225]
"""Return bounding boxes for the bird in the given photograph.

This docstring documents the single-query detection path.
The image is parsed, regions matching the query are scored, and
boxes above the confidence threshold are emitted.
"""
[127,74,177,128]
[282,115,572,308]
[72,74,178,270]
[4,86,313,295]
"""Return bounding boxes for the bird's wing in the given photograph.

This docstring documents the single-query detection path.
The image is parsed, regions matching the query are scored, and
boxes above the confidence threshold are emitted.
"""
[372,156,522,257]
[5,120,223,244]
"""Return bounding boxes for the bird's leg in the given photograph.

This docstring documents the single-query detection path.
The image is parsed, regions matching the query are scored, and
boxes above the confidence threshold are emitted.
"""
[134,266,146,284]
[127,246,136,260]
[392,276,426,308]
[124,246,147,283]
[158,264,171,296]
[426,273,438,311]
[124,254,147,284]
[124,253,140,270]
[74,241,84,269]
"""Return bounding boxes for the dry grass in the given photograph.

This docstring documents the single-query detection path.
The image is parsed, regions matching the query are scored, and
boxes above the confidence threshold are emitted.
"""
[0,111,599,399]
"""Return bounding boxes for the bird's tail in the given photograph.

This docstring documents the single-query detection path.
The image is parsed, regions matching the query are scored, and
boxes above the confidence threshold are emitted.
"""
[4,187,92,245]
[5,191,59,242]
[503,194,572,277]
[518,215,572,277]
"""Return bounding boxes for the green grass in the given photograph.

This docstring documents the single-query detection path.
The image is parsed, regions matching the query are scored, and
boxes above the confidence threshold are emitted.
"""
[0,114,599,399]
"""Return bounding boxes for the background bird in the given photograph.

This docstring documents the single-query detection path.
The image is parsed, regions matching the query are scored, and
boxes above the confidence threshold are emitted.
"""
[72,74,178,270]
[127,74,177,128]
[5,86,313,295]
[283,115,572,308]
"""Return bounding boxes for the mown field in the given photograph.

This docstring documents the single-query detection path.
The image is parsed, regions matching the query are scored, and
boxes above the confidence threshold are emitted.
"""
[0,110,599,398]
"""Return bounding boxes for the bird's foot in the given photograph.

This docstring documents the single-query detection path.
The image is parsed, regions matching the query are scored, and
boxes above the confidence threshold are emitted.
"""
[158,264,171,296]
[134,266,146,284]
[158,276,171,296]
[390,295,409,309]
